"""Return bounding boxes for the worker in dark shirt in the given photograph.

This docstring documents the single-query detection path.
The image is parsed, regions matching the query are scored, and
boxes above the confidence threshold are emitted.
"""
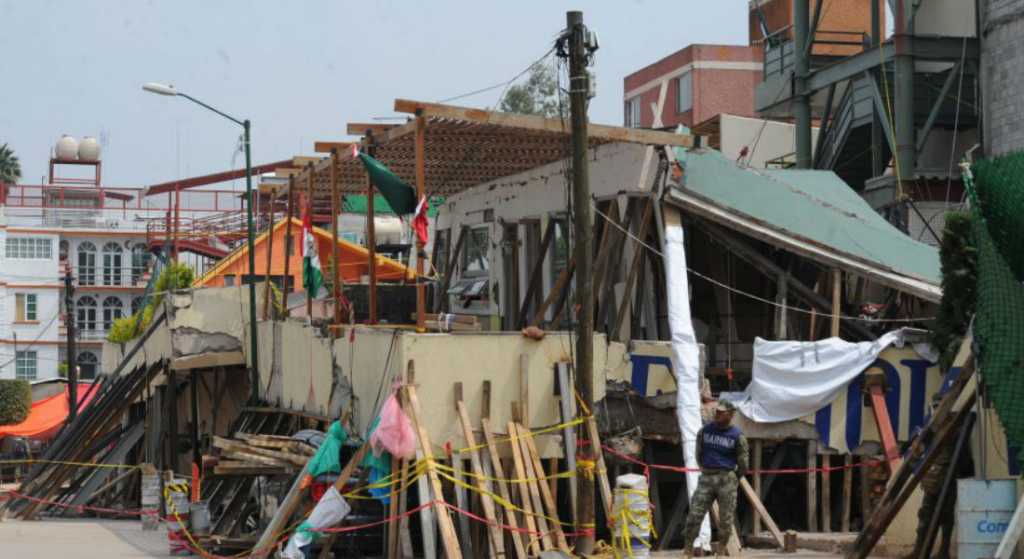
[683,399,749,557]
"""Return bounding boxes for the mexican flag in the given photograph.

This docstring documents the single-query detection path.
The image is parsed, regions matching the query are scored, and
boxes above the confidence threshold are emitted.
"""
[354,150,430,245]
[302,208,323,298]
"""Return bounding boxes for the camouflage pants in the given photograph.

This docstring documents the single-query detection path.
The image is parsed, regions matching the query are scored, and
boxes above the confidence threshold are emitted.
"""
[683,470,738,550]
[914,487,955,556]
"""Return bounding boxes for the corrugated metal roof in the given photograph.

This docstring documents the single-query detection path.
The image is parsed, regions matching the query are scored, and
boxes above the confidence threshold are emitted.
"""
[670,148,941,298]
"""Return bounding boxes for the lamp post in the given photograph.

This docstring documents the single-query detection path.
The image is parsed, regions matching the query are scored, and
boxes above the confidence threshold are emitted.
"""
[143,82,260,405]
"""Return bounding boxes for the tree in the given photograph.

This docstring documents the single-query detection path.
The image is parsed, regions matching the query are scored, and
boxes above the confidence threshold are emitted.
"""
[0,143,21,184]
[500,64,565,118]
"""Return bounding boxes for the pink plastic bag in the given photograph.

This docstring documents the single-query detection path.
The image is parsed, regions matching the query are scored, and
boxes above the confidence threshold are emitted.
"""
[370,392,417,459]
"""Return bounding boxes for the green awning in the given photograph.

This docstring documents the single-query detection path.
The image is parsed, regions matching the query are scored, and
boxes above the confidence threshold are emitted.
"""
[669,148,941,300]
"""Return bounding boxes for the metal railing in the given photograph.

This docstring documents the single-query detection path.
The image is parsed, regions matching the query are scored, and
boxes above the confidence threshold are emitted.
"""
[762,31,871,81]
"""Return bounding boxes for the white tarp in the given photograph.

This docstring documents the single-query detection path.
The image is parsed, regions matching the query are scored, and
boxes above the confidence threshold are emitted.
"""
[721,330,910,423]
[281,485,352,559]
[664,209,711,549]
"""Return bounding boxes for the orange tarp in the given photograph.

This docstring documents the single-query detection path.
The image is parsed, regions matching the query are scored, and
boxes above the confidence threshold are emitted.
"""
[196,217,413,288]
[0,384,96,440]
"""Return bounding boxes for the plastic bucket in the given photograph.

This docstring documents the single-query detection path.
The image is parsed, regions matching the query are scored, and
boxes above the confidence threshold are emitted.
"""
[957,478,1017,559]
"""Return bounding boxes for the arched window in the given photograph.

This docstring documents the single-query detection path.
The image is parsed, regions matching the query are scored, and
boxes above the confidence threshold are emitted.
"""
[77,242,97,285]
[78,351,98,380]
[102,296,123,330]
[131,296,144,316]
[131,244,150,285]
[102,242,123,286]
[77,295,97,334]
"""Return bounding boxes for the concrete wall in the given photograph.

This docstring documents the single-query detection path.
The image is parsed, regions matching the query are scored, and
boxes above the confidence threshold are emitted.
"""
[717,113,820,169]
[982,0,1024,156]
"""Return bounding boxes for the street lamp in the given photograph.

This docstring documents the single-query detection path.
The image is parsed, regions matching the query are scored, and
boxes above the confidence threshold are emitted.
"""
[143,82,260,405]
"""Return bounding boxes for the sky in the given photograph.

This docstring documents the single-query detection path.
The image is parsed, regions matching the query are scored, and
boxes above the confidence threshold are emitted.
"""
[0,1,749,187]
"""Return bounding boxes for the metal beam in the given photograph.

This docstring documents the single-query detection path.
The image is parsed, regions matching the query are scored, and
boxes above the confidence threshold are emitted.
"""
[806,37,979,93]
[813,83,838,168]
[146,160,291,196]
[866,72,899,158]
[916,61,962,153]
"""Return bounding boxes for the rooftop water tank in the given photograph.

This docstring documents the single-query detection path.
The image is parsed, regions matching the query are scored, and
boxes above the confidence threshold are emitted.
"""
[78,136,101,162]
[55,135,78,160]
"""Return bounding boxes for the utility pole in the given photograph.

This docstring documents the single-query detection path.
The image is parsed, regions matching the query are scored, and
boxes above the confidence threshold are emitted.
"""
[793,0,812,168]
[562,10,597,554]
[64,265,78,423]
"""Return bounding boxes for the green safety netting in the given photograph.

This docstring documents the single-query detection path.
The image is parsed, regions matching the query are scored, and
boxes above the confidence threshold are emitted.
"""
[966,154,1024,451]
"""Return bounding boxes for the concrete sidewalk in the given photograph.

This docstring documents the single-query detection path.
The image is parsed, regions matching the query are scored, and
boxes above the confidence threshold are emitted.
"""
[0,519,167,558]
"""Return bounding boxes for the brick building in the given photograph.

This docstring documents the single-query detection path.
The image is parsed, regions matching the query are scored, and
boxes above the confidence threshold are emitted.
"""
[623,44,762,129]
[623,0,882,130]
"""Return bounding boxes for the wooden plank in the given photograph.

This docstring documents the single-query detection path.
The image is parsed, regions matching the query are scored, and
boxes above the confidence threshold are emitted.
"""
[807,441,818,532]
[739,477,785,548]
[612,199,654,340]
[586,416,614,518]
[510,421,552,550]
[438,226,468,314]
[481,418,528,559]
[842,454,852,532]
[822,454,832,533]
[345,123,398,136]
[517,219,556,328]
[405,365,462,559]
[456,400,506,559]
[393,98,695,147]
[251,461,312,557]
[555,363,578,524]
[521,423,570,551]
[752,439,763,535]
[519,354,529,427]
[530,259,575,328]
[831,269,841,337]
[314,141,358,153]
[292,156,321,168]
[450,383,474,558]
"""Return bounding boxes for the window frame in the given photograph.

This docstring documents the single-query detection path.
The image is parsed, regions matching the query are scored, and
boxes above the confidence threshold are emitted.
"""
[78,242,97,286]
[6,237,52,259]
[460,225,490,279]
[624,96,642,128]
[676,71,694,114]
[15,350,37,381]
[15,293,38,322]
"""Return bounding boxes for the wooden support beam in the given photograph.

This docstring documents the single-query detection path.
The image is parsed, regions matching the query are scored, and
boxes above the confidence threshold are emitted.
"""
[752,439,763,535]
[414,116,427,331]
[586,416,615,519]
[262,187,276,320]
[314,141,358,153]
[455,390,503,558]
[831,269,841,338]
[519,354,529,427]
[696,219,876,340]
[393,98,695,147]
[521,424,570,552]
[506,420,542,556]
[517,219,556,328]
[481,418,528,559]
[511,421,552,550]
[345,123,399,136]
[556,363,578,524]
[405,362,462,559]
[739,477,785,548]
[530,259,575,328]
[842,454,852,532]
[866,374,903,475]
[437,226,468,314]
[612,199,654,340]
[822,454,832,533]
[330,150,342,328]
[807,441,818,532]
[283,177,295,296]
[365,136,378,324]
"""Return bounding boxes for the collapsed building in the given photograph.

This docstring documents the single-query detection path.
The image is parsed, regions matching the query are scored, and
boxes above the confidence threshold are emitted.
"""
[0,95,1017,559]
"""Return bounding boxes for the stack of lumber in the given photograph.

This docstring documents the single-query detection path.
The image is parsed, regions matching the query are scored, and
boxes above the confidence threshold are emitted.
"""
[212,434,315,476]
